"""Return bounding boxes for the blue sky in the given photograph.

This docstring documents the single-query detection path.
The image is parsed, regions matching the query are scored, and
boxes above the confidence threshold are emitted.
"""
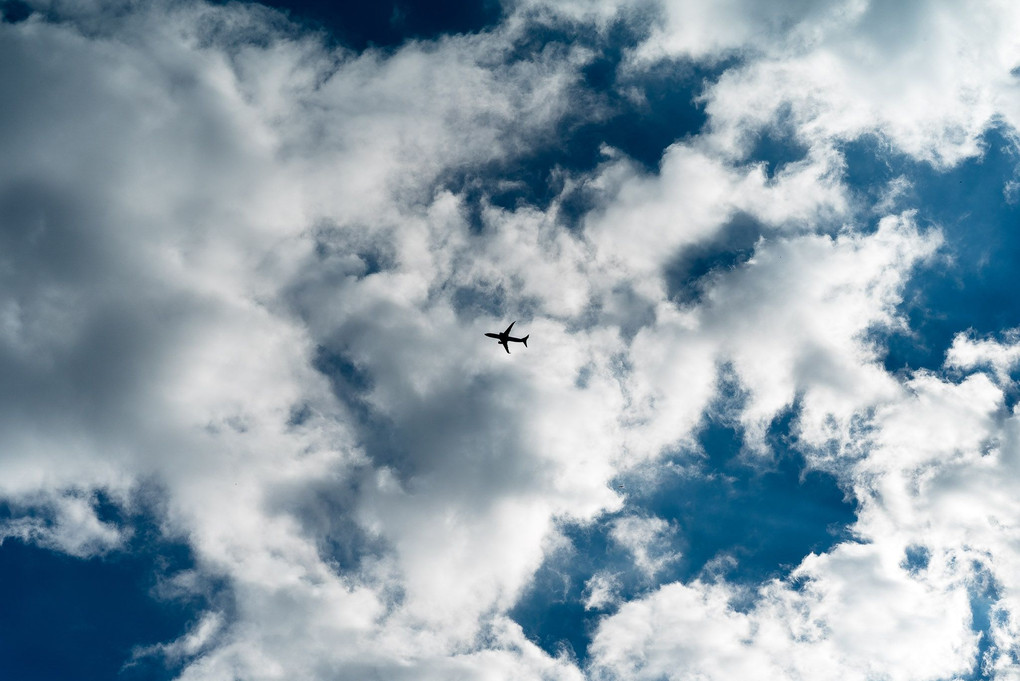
[2,1,1020,679]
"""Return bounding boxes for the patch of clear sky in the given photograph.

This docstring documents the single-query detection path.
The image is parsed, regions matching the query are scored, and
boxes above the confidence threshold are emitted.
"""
[510,379,857,662]
[844,128,1020,384]
[0,490,225,681]
[236,0,503,51]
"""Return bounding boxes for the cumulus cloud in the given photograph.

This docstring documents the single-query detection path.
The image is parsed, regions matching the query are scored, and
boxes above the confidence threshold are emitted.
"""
[533,0,1020,166]
[3,0,1020,679]
[946,329,1020,384]
[589,541,978,681]
[0,1,619,676]
[702,0,1020,166]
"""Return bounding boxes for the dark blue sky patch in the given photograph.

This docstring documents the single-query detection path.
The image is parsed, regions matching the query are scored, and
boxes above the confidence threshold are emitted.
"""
[606,57,728,171]
[663,212,763,306]
[510,386,857,662]
[843,129,1020,375]
[964,561,1002,681]
[645,400,857,586]
[900,543,930,575]
[508,523,626,662]
[236,0,502,51]
[0,489,217,681]
[0,0,31,23]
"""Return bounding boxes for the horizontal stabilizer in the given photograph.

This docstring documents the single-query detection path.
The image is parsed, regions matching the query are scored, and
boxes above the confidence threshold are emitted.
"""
[522,334,529,347]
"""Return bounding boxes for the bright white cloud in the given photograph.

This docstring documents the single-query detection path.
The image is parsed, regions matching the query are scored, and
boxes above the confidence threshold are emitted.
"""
[533,0,1020,166]
[699,0,1020,166]
[589,541,978,681]
[0,491,124,557]
[946,329,1020,384]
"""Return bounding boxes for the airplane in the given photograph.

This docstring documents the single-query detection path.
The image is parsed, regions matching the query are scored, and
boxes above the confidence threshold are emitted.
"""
[485,321,529,354]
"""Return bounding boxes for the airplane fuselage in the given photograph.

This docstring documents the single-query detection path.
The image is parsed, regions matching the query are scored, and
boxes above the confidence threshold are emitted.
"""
[484,333,528,343]
[484,321,529,353]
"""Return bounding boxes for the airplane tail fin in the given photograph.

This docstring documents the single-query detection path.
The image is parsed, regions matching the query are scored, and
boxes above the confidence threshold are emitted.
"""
[522,335,529,347]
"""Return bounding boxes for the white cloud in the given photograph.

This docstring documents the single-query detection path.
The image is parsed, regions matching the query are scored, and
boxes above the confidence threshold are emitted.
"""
[583,571,621,610]
[586,248,1020,681]
[583,142,848,292]
[946,329,1020,384]
[609,515,680,577]
[699,0,1020,166]
[589,542,978,681]
[616,212,939,457]
[131,610,224,666]
[0,1,621,677]
[844,368,1020,675]
[0,491,124,557]
[3,1,1020,679]
[530,0,1020,167]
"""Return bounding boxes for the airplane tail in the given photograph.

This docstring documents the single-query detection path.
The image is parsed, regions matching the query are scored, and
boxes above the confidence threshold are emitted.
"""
[522,335,529,347]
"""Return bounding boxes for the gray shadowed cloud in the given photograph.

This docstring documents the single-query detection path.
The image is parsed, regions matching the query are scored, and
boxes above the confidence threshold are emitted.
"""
[663,211,763,306]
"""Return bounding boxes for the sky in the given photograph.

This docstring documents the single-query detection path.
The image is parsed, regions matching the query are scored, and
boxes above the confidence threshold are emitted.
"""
[1,0,1020,679]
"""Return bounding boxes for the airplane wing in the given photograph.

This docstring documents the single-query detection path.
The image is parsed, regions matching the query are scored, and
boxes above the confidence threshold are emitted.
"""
[503,341,511,354]
[503,321,516,336]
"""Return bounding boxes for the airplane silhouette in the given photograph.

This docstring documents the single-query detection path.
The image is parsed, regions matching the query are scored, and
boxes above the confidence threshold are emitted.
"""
[485,321,529,354]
